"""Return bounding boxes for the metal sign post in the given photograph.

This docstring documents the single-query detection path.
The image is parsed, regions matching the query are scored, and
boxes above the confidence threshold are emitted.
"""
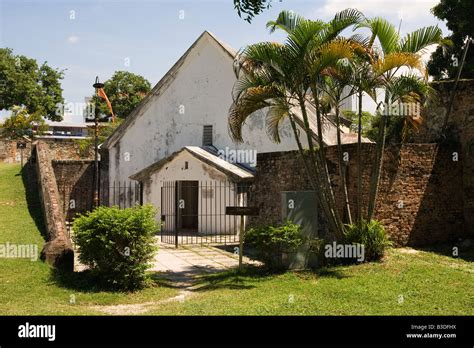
[225,206,259,271]
[16,142,26,167]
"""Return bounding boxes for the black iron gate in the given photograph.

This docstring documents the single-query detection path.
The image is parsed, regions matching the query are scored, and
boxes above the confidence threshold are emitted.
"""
[160,181,251,246]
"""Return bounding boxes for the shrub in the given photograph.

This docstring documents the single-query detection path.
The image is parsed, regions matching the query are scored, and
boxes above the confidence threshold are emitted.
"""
[72,205,158,290]
[344,219,392,262]
[245,221,305,270]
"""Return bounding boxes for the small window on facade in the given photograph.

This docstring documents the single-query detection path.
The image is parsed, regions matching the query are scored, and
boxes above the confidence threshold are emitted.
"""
[203,125,213,146]
[184,161,189,169]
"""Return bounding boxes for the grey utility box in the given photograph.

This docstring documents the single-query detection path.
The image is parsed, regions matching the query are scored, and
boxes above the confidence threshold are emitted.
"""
[281,191,319,269]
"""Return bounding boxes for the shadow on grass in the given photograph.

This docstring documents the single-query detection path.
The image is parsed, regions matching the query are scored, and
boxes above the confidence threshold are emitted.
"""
[49,268,173,294]
[21,162,47,241]
[417,242,474,263]
[181,263,350,293]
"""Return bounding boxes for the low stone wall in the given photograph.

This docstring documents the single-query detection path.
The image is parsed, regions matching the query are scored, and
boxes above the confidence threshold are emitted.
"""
[53,160,95,221]
[0,139,32,164]
[45,138,93,160]
[250,143,466,247]
[35,141,74,269]
[0,138,93,164]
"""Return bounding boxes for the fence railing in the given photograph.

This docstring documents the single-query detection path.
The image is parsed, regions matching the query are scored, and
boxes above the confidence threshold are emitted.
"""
[160,181,252,246]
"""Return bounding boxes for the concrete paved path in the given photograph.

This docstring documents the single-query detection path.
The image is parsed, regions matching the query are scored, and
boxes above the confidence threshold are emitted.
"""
[73,236,261,281]
[150,240,260,281]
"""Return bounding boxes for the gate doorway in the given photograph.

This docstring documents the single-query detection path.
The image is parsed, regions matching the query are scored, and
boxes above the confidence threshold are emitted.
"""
[160,180,251,246]
[178,181,198,231]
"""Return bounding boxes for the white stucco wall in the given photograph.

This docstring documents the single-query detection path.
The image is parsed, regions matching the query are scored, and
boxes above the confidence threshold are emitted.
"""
[143,151,244,234]
[107,32,300,185]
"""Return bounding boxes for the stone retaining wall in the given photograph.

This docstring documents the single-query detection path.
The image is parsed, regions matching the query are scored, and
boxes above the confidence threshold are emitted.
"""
[35,141,74,269]
[249,143,466,247]
[53,160,95,221]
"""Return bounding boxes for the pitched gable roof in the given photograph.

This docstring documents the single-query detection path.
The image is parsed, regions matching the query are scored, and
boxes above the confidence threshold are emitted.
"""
[130,146,254,182]
[102,31,236,149]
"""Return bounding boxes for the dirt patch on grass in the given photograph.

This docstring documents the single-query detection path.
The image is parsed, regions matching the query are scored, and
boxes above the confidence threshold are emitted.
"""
[90,289,194,315]
[398,248,420,254]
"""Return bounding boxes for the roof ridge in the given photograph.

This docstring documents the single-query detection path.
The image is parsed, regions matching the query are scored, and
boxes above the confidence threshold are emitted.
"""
[102,31,236,149]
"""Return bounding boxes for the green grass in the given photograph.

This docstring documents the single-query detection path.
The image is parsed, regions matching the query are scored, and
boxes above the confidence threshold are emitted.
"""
[0,162,472,315]
[145,248,473,315]
[0,163,177,315]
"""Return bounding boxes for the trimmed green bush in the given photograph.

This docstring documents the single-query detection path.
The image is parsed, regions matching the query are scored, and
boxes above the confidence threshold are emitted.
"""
[73,205,158,290]
[344,219,392,262]
[245,221,305,270]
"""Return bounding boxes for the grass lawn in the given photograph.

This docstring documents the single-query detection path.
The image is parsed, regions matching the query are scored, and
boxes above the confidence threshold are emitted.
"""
[146,247,473,315]
[144,245,474,315]
[0,163,177,315]
[0,162,472,315]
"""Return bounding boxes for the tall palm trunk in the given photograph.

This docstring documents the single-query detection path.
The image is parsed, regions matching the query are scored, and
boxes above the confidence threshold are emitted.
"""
[335,105,352,224]
[288,113,339,237]
[356,90,363,223]
[310,86,345,238]
[297,95,341,237]
[367,93,390,220]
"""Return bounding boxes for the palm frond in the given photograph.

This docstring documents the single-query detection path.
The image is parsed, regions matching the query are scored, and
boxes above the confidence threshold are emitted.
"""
[265,102,291,143]
[372,52,423,77]
[267,10,306,34]
[399,26,443,54]
[229,85,283,142]
[326,8,365,39]
[357,17,400,54]
[307,39,355,76]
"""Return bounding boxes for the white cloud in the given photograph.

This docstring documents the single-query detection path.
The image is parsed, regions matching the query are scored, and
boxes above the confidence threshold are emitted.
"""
[317,0,446,35]
[67,35,79,44]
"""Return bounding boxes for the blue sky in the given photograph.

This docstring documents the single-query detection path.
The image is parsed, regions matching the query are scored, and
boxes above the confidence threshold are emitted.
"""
[0,0,447,122]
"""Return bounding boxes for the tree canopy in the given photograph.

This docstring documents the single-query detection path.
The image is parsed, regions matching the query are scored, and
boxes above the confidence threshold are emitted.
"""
[233,0,271,23]
[88,71,151,120]
[428,0,474,80]
[0,48,64,121]
[0,106,46,139]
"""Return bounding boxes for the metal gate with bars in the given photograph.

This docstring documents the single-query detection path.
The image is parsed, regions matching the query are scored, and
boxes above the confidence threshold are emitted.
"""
[160,181,251,246]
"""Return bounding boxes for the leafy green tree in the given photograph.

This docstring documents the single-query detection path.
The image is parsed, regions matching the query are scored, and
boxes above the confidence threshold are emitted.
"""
[77,120,122,157]
[0,48,64,121]
[89,71,151,120]
[233,0,271,23]
[428,0,474,80]
[0,106,46,139]
[342,110,375,139]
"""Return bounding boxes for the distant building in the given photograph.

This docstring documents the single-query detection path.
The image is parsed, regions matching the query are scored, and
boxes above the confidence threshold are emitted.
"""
[33,119,90,139]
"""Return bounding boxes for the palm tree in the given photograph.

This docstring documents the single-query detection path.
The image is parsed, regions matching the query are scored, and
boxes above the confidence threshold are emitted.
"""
[230,9,364,239]
[355,18,443,220]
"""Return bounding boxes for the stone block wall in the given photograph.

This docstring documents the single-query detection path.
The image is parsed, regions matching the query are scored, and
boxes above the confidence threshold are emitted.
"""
[250,143,466,247]
[0,138,93,164]
[418,79,474,235]
[34,141,74,269]
[0,140,32,164]
[53,160,95,221]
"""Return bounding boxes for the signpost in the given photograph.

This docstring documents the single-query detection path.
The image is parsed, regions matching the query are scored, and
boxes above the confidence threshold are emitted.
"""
[225,206,259,271]
[16,142,26,167]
